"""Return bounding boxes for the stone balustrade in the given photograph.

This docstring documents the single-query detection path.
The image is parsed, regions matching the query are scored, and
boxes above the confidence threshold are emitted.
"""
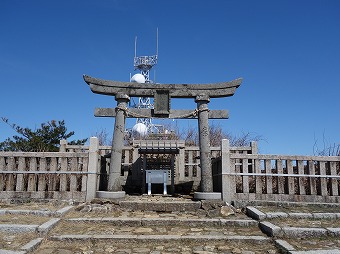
[1,138,338,204]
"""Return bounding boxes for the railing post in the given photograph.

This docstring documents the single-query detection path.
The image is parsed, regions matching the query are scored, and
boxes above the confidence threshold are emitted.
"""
[59,139,67,152]
[86,137,99,201]
[178,147,185,181]
[251,141,258,154]
[221,139,234,203]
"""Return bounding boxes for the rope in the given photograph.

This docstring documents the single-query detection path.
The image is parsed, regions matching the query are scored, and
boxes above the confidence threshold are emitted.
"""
[115,105,129,116]
[126,110,151,119]
[115,107,210,119]
[172,109,198,119]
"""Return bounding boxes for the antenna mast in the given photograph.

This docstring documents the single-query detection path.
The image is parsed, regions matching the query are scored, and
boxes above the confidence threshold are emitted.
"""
[133,32,158,82]
[131,29,164,135]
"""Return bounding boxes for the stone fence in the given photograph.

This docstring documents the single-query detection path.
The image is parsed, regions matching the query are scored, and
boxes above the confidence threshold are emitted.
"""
[219,139,340,205]
[0,137,339,204]
[0,137,99,202]
[59,139,257,194]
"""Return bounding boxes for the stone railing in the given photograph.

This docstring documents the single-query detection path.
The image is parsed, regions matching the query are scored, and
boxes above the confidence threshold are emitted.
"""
[3,137,338,204]
[0,137,99,202]
[59,140,258,193]
[220,139,340,205]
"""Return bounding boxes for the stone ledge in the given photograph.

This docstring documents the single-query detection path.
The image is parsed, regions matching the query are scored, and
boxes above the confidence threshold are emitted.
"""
[0,209,52,217]
[194,192,222,200]
[0,224,38,233]
[266,212,289,219]
[288,213,313,219]
[275,239,296,253]
[20,237,44,252]
[327,228,340,236]
[313,213,337,219]
[0,250,26,254]
[252,207,340,221]
[259,221,282,237]
[54,206,73,217]
[289,250,340,254]
[246,206,266,220]
[220,219,257,227]
[37,218,60,234]
[283,227,328,238]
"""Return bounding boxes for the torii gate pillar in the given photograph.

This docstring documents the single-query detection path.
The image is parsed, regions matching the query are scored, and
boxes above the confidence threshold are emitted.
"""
[108,93,130,191]
[195,95,213,193]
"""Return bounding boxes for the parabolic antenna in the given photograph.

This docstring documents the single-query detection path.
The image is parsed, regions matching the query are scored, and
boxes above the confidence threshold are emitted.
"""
[130,73,146,83]
[132,123,148,136]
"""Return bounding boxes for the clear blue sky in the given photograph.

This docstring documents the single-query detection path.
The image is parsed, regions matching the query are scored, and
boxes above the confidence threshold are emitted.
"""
[1,0,339,155]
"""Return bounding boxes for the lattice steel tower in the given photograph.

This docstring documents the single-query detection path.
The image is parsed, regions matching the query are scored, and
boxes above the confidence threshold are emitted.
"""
[131,30,164,134]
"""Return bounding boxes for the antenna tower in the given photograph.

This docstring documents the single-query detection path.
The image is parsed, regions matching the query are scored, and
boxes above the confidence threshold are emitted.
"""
[131,29,164,135]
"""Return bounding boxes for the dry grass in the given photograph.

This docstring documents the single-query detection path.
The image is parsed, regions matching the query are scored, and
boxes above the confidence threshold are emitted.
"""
[0,214,50,225]
[0,201,68,212]
[0,232,37,250]
[288,236,340,251]
[50,220,262,236]
[35,239,279,254]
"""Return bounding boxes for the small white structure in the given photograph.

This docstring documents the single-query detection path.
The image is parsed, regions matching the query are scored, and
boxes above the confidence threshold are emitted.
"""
[132,123,148,136]
[130,73,146,83]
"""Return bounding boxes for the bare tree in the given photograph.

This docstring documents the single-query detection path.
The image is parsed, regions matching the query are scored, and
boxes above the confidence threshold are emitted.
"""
[92,128,112,146]
[98,122,262,148]
[179,122,262,147]
[313,132,340,156]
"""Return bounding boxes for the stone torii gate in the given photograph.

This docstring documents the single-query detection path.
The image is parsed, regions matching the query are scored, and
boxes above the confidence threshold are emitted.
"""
[84,75,242,199]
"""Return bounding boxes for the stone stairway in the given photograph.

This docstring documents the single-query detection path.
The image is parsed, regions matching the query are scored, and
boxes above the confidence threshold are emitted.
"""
[1,196,340,253]
[35,195,276,254]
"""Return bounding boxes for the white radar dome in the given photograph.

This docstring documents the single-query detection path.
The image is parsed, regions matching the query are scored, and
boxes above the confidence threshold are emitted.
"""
[130,73,146,83]
[132,123,148,136]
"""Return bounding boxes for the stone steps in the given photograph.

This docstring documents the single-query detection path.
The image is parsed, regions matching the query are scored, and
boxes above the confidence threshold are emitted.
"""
[38,201,274,253]
[118,200,202,212]
[66,217,258,227]
[2,199,340,253]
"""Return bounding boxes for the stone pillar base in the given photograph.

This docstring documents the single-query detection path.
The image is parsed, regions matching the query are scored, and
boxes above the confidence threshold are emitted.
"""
[194,192,222,200]
[96,191,125,199]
